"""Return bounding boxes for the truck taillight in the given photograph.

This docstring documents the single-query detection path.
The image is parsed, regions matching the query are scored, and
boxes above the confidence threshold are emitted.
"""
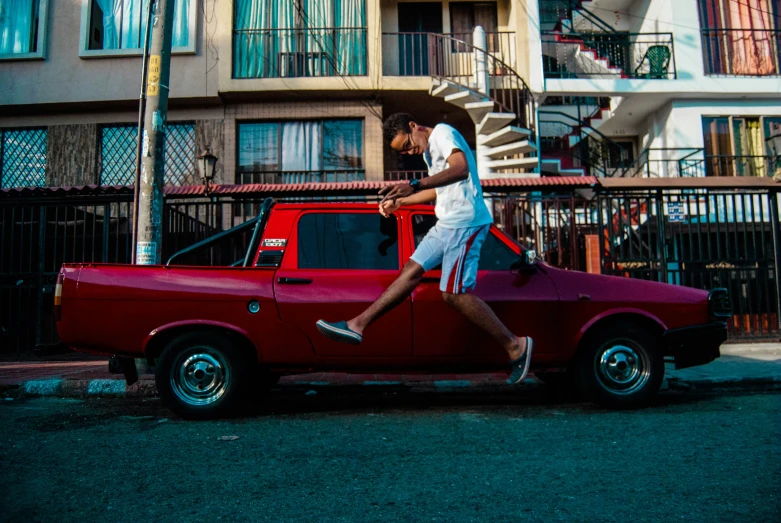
[54,272,64,322]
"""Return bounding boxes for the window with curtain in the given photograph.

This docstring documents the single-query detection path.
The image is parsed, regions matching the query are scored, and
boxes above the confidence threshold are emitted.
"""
[233,0,366,78]
[0,0,42,55]
[0,128,47,188]
[697,0,780,75]
[702,116,776,176]
[99,122,195,185]
[86,0,190,51]
[237,119,364,184]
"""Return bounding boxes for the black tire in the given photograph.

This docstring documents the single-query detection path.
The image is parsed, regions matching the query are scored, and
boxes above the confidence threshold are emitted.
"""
[575,323,664,408]
[156,332,251,419]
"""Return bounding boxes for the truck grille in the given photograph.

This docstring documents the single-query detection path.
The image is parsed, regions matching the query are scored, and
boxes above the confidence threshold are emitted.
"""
[708,288,731,319]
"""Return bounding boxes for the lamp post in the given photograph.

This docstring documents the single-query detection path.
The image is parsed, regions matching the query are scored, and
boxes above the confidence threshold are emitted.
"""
[196,150,218,194]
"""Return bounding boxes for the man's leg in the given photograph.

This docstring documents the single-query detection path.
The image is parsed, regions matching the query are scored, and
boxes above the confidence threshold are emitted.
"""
[441,292,527,360]
[345,260,425,335]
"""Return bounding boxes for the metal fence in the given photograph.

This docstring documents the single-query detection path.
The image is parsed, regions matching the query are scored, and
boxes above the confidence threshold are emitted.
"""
[1,185,779,355]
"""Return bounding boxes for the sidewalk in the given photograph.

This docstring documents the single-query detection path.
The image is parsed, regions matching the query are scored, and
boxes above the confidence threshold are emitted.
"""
[1,344,780,398]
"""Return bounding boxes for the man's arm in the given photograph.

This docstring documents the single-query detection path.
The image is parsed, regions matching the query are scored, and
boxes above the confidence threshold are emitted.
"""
[379,188,436,217]
[380,150,468,202]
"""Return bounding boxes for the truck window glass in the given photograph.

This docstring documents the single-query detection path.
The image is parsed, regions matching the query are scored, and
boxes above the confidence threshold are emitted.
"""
[298,213,399,270]
[411,214,518,271]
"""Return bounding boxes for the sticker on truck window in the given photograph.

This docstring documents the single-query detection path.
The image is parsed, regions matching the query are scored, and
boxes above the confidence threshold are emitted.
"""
[262,238,287,247]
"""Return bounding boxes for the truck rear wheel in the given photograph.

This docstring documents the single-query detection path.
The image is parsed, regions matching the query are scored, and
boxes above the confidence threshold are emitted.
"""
[156,332,250,419]
[575,324,664,408]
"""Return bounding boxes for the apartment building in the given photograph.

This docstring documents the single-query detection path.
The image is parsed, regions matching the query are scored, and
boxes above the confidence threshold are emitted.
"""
[1,0,779,190]
[533,0,781,178]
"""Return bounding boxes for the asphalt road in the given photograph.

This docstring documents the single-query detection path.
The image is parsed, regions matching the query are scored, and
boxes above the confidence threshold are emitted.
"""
[1,388,779,522]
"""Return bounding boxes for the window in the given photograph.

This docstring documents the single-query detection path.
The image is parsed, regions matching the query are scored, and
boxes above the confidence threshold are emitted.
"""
[450,2,497,51]
[99,122,195,185]
[411,214,518,270]
[233,0,367,78]
[82,0,194,55]
[0,128,47,188]
[0,0,49,59]
[698,0,780,75]
[298,213,399,270]
[237,119,364,184]
[702,116,778,176]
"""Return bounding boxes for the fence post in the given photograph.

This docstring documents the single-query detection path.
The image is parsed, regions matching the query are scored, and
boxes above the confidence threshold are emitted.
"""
[770,190,781,330]
[655,190,668,283]
[35,205,46,346]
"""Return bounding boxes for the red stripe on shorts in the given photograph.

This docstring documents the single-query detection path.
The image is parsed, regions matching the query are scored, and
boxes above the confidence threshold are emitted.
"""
[452,227,483,293]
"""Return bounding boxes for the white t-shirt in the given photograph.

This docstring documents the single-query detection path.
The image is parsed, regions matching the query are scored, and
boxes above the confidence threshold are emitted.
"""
[423,124,493,229]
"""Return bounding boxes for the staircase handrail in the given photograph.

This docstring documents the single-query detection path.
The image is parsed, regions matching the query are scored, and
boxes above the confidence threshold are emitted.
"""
[539,110,634,177]
[554,0,617,34]
[423,32,537,140]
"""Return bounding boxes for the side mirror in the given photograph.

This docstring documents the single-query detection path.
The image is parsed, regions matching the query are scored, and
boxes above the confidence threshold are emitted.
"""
[510,249,538,272]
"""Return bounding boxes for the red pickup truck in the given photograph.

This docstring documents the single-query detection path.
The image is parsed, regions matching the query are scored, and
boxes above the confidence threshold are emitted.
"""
[55,199,728,418]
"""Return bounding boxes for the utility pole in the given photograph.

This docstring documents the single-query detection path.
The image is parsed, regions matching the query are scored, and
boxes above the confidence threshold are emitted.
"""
[136,0,175,265]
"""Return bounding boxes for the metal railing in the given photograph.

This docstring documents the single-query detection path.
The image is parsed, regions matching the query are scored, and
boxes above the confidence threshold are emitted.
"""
[382,31,517,76]
[624,149,778,178]
[701,29,781,76]
[233,27,367,78]
[539,0,617,33]
[541,32,676,79]
[0,128,47,188]
[236,169,365,185]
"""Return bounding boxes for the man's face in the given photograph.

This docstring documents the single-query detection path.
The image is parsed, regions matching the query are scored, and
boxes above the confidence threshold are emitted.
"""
[390,122,427,156]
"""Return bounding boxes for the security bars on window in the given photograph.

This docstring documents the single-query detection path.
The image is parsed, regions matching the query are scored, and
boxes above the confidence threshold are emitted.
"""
[0,128,47,188]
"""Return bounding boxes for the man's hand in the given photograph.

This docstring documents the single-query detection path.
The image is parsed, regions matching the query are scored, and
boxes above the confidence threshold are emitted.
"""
[379,182,415,203]
[379,198,402,217]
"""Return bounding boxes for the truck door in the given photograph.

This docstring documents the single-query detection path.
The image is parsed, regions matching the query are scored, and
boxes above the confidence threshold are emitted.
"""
[409,213,560,358]
[274,210,412,357]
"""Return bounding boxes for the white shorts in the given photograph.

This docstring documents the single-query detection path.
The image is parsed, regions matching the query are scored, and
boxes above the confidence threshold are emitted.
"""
[410,223,490,294]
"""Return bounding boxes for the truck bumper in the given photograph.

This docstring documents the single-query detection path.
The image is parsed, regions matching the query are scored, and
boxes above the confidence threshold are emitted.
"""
[662,322,728,370]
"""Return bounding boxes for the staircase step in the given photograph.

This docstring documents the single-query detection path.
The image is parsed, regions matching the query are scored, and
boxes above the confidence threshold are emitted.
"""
[477,113,516,135]
[444,90,490,108]
[464,101,495,124]
[485,157,539,170]
[480,125,532,147]
[541,159,585,176]
[485,140,537,159]
[431,80,461,98]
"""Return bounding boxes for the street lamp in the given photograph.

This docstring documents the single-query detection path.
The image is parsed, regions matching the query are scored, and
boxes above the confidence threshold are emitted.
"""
[195,150,218,194]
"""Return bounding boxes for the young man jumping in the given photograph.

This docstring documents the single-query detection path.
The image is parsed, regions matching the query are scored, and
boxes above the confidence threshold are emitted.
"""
[316,113,533,383]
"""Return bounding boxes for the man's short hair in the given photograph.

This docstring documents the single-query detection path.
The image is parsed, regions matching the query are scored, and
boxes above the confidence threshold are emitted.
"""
[383,113,415,144]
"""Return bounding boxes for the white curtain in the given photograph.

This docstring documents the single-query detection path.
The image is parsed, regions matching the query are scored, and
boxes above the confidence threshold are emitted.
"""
[96,0,188,50]
[334,0,365,74]
[0,0,35,54]
[281,122,322,182]
[234,0,294,77]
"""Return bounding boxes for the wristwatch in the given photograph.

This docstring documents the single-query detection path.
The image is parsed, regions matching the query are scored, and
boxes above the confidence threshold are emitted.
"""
[409,178,421,193]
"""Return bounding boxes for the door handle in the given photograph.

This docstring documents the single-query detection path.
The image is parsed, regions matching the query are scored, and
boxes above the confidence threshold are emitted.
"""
[277,277,313,285]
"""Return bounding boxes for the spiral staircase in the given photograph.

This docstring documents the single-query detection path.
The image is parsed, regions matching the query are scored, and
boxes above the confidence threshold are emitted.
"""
[421,29,540,178]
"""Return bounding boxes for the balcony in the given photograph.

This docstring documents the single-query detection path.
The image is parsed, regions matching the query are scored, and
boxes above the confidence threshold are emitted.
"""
[381,32,516,76]
[233,28,367,79]
[541,32,677,79]
[236,170,365,184]
[701,29,781,76]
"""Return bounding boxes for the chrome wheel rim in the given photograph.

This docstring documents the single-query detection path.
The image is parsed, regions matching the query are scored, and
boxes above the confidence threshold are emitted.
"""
[170,349,230,406]
[594,343,650,396]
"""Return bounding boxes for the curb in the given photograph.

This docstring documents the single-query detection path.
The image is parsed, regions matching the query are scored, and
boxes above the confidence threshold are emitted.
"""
[3,374,781,399]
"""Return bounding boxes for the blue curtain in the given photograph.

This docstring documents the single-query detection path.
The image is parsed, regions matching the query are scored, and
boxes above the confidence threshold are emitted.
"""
[95,0,188,51]
[234,0,294,78]
[334,0,366,75]
[0,0,36,54]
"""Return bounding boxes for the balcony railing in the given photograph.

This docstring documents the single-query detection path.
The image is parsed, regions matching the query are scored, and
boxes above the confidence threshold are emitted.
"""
[236,170,365,184]
[541,32,676,79]
[624,149,779,178]
[701,29,781,76]
[381,31,516,76]
[233,27,367,79]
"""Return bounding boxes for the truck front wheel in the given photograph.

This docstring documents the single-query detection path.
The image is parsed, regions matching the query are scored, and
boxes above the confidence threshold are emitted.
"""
[156,332,250,419]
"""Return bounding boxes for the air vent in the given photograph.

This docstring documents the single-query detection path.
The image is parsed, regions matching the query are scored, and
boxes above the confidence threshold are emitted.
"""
[708,288,731,319]
[255,249,284,267]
